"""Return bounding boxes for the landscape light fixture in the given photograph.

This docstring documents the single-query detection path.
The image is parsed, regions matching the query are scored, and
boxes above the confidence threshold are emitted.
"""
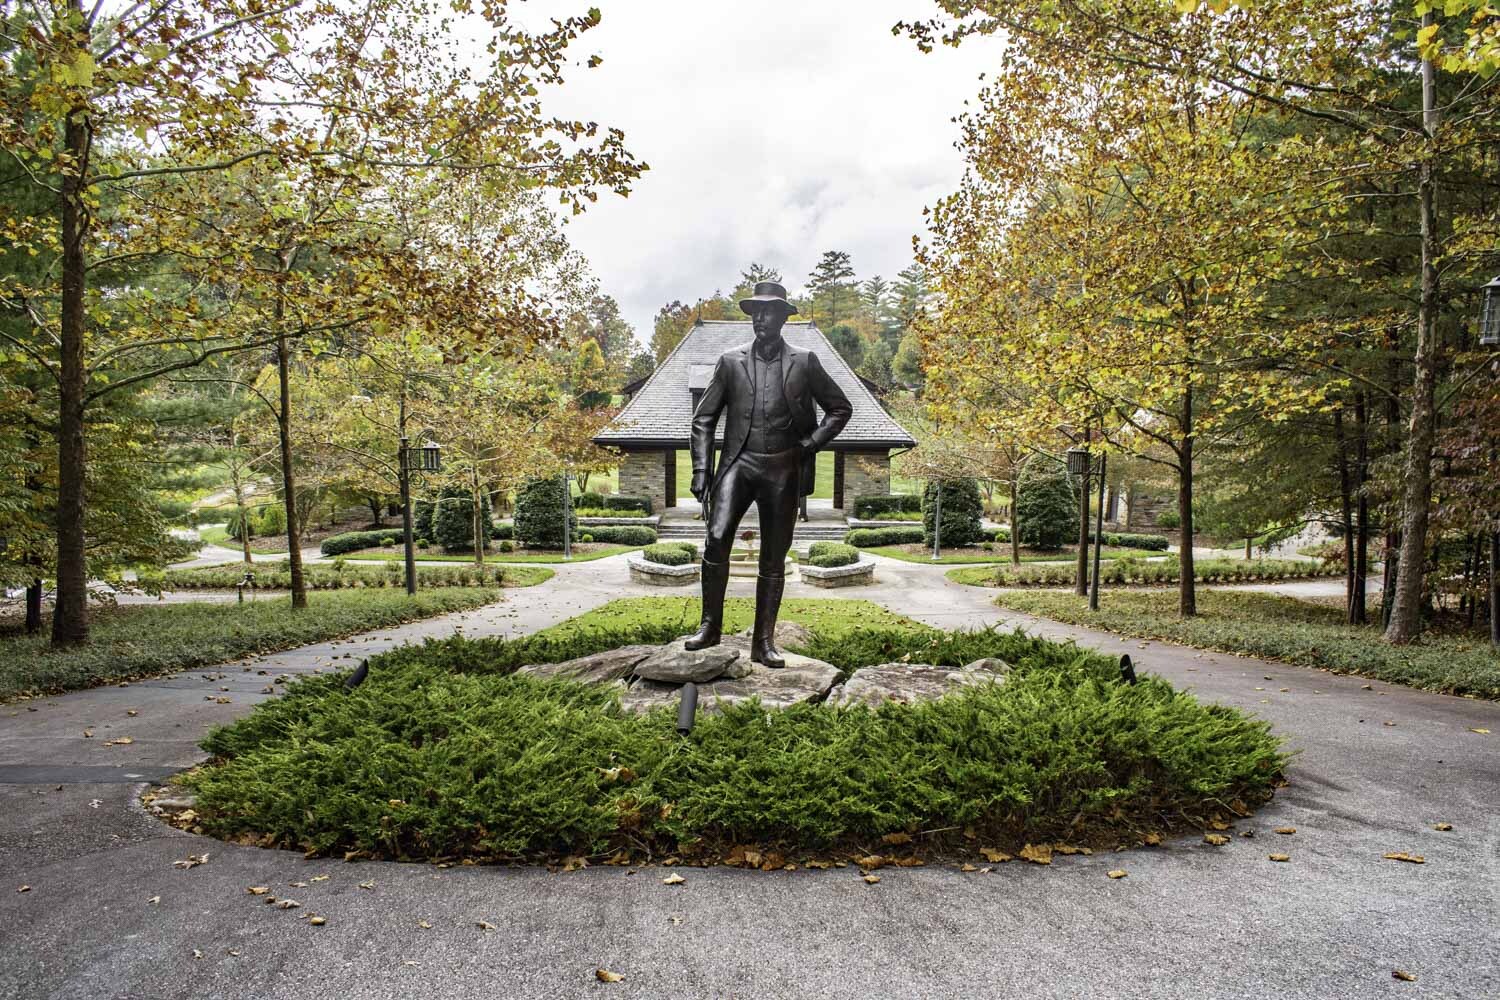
[397,437,442,596]
[1480,275,1500,347]
[1066,447,1090,477]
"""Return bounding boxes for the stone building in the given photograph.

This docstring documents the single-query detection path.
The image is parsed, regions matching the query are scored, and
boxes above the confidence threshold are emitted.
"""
[594,319,916,512]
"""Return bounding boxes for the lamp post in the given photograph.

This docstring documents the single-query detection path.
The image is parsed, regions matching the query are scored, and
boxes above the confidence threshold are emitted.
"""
[561,468,573,560]
[931,479,943,561]
[398,437,441,595]
[1067,447,1108,610]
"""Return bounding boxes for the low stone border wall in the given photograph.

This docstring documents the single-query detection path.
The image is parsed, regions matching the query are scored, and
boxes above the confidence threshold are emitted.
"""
[728,555,796,579]
[847,518,919,530]
[580,515,662,527]
[799,557,875,588]
[627,556,699,587]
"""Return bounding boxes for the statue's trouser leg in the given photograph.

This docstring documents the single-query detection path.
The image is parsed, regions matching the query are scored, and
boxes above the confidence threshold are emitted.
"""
[685,457,756,650]
[752,446,801,667]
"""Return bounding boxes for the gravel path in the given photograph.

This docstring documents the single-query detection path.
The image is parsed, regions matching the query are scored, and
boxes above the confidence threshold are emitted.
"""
[2,552,1495,1000]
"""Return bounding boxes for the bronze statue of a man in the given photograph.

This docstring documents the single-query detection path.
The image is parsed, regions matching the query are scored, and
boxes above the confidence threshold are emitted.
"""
[685,281,852,666]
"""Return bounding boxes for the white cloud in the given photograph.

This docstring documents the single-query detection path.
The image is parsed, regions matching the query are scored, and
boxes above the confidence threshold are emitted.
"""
[521,1,996,345]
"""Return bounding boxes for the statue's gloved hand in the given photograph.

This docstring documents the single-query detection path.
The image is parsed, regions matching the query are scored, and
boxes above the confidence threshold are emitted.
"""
[691,470,708,503]
[798,437,815,452]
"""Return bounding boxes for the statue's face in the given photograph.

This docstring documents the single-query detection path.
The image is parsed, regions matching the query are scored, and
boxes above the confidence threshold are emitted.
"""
[750,303,788,343]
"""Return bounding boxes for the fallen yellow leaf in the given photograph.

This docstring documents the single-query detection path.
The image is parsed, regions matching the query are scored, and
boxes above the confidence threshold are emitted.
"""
[1383,852,1425,864]
[862,874,881,884]
[979,847,1012,863]
[1107,870,1127,879]
[246,886,270,895]
[662,873,685,885]
[1203,834,1229,847]
[1433,823,1453,832]
[882,832,913,846]
[308,915,326,926]
[1274,827,1296,835]
[1268,854,1291,862]
[596,969,624,983]
[1469,728,1490,735]
[1392,969,1416,982]
[476,920,496,931]
[1019,843,1052,865]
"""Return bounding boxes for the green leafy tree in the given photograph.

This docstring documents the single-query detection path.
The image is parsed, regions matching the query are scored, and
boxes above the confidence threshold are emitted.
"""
[1015,455,1078,550]
[806,251,857,329]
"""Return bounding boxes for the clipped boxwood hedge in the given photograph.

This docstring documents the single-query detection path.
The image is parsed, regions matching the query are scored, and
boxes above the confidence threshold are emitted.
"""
[958,556,1341,588]
[321,529,403,556]
[1090,531,1169,552]
[923,479,985,547]
[846,525,925,547]
[514,477,576,548]
[164,561,511,590]
[585,524,657,546]
[852,494,922,518]
[642,542,696,566]
[806,541,859,568]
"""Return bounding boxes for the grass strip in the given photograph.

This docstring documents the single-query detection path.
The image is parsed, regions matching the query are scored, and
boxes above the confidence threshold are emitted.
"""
[0,588,500,700]
[868,544,1165,565]
[994,589,1500,700]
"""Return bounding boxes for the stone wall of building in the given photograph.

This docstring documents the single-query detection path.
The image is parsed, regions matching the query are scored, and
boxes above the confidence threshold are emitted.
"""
[843,451,891,508]
[618,449,668,513]
[1124,487,1175,531]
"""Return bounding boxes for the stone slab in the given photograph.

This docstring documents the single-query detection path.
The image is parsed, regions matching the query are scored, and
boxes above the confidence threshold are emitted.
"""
[619,645,841,715]
[730,619,816,652]
[633,639,748,684]
[800,558,875,588]
[516,644,657,686]
[828,659,1008,708]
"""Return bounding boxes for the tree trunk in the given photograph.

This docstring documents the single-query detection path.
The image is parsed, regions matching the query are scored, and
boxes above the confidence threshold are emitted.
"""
[52,96,91,647]
[1351,393,1370,625]
[1075,435,1090,596]
[237,492,253,565]
[1384,36,1440,645]
[1178,392,1197,618]
[368,496,384,527]
[25,579,43,635]
[472,469,485,566]
[1009,468,1021,566]
[1490,530,1498,648]
[275,326,307,609]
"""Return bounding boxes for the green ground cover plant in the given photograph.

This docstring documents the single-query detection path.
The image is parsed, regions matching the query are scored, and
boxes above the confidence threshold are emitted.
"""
[161,562,551,590]
[0,588,501,700]
[948,556,1341,588]
[186,607,1286,862]
[993,589,1500,700]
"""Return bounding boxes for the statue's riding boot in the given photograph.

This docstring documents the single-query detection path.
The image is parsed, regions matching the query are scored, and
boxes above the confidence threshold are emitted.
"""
[751,572,787,668]
[684,558,729,650]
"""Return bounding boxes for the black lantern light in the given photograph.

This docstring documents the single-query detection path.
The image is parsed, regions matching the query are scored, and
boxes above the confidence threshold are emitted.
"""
[1066,447,1090,477]
[1480,275,1500,347]
[417,440,442,472]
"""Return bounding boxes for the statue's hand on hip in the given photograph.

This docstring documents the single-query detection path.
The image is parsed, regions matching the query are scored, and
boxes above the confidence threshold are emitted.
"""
[690,470,708,503]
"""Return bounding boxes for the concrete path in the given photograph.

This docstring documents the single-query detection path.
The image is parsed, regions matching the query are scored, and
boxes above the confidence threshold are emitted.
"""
[2,553,1497,1000]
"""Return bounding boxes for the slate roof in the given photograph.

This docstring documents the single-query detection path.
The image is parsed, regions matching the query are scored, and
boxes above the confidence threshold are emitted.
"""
[595,320,916,450]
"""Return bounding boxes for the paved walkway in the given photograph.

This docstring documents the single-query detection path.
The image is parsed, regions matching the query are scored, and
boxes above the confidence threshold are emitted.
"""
[2,554,1496,999]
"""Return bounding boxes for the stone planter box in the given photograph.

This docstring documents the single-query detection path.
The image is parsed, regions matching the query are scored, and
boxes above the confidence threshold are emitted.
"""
[799,557,875,588]
[628,557,699,587]
[728,555,795,578]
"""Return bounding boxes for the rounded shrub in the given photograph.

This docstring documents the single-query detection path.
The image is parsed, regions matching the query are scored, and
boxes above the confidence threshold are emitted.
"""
[432,487,493,553]
[1015,455,1077,549]
[257,504,287,536]
[514,477,576,548]
[923,478,984,547]
[807,541,859,568]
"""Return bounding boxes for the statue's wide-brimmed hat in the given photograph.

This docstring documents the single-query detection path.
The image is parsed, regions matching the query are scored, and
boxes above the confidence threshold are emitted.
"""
[739,281,798,316]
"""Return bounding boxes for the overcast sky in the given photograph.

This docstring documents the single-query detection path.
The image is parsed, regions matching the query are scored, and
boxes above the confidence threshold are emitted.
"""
[520,1,997,345]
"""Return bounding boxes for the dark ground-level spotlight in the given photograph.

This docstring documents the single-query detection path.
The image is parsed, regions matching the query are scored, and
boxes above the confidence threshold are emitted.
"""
[344,660,369,690]
[676,681,698,735]
[1119,654,1137,685]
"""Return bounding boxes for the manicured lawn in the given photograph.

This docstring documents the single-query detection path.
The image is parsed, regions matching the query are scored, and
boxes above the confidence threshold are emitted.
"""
[994,588,1500,700]
[538,595,916,643]
[0,588,501,701]
[867,544,1163,565]
[340,543,638,564]
[187,604,1286,862]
